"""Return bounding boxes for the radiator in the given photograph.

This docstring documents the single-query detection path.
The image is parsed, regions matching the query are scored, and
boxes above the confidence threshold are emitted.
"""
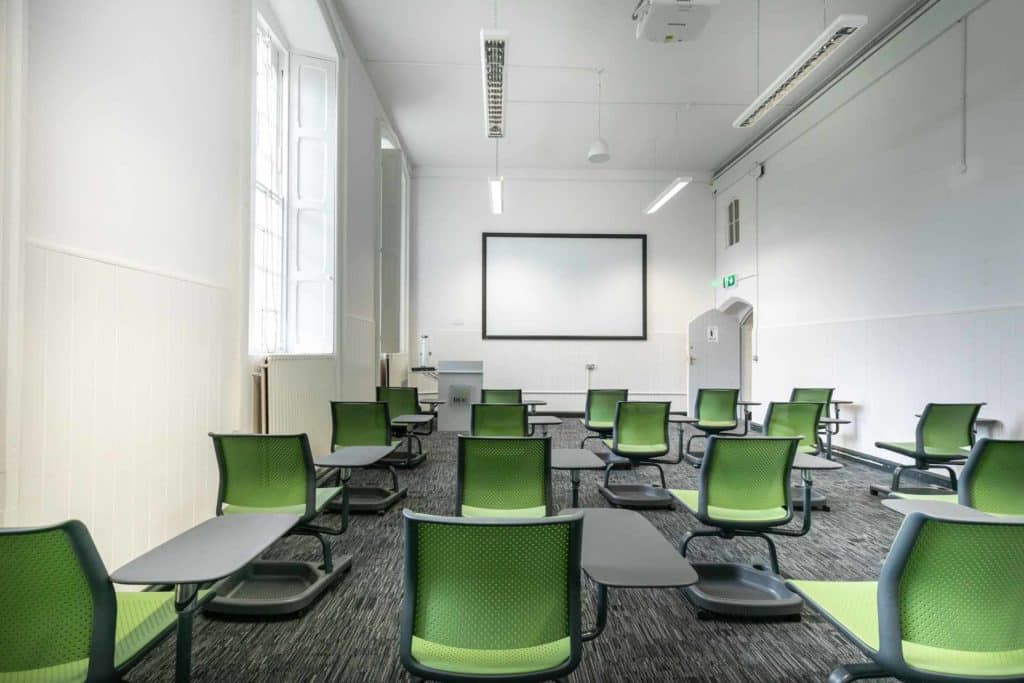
[262,356,339,457]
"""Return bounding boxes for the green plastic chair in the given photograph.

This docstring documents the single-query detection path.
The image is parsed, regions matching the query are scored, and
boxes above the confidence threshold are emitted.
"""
[598,401,674,508]
[684,388,740,463]
[457,436,552,518]
[790,509,1024,682]
[471,403,529,437]
[377,386,433,464]
[0,520,182,682]
[790,387,835,418]
[481,389,523,404]
[400,510,584,682]
[892,439,1024,516]
[764,401,824,455]
[206,433,346,615]
[672,435,800,573]
[873,403,983,496]
[331,400,408,468]
[579,389,628,449]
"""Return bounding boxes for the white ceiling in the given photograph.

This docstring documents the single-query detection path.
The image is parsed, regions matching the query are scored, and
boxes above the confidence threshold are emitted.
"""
[336,0,916,172]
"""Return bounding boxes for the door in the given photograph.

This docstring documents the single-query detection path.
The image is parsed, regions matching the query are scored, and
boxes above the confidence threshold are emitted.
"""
[687,309,741,414]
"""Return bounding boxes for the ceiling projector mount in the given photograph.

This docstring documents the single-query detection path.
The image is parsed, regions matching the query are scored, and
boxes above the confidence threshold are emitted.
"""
[633,0,719,43]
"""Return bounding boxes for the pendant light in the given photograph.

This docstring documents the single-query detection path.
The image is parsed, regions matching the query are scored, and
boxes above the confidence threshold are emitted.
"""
[588,69,611,163]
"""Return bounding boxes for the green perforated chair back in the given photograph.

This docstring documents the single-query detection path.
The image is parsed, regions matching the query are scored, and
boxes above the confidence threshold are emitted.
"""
[457,436,551,517]
[400,511,583,680]
[471,403,528,437]
[481,389,523,405]
[0,520,116,682]
[878,513,1024,670]
[695,388,739,424]
[211,433,315,519]
[764,401,824,452]
[585,389,628,425]
[377,386,420,419]
[917,403,982,451]
[699,436,798,524]
[611,401,669,457]
[961,439,1024,515]
[789,387,834,418]
[331,401,392,447]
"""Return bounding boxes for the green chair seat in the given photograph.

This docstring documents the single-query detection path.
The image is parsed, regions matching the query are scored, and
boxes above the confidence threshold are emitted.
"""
[0,660,89,682]
[114,591,192,668]
[797,445,818,455]
[410,635,571,676]
[582,418,613,430]
[461,504,547,519]
[601,438,668,454]
[671,489,788,524]
[697,419,737,429]
[792,580,1024,678]
[221,486,341,516]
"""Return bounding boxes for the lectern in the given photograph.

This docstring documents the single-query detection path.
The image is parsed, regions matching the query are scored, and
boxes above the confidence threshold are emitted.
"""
[437,360,483,432]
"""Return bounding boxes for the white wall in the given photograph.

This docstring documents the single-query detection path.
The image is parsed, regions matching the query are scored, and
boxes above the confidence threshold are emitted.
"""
[714,0,1024,463]
[412,169,715,412]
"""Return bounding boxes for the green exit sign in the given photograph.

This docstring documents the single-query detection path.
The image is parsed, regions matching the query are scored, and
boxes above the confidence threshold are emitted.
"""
[712,274,738,289]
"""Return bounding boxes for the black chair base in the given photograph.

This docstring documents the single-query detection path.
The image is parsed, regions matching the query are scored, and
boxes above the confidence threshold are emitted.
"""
[205,556,352,617]
[597,483,675,509]
[330,486,407,514]
[791,484,829,512]
[682,562,803,619]
[593,451,632,470]
[380,451,426,469]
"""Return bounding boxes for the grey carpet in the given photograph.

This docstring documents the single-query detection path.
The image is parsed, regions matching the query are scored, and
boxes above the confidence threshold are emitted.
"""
[129,421,909,682]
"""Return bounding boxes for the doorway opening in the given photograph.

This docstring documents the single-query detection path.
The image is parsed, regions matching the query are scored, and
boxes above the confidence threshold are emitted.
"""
[720,298,754,402]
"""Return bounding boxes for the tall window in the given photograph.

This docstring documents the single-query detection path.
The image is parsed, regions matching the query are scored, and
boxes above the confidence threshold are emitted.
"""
[250,15,337,355]
[727,198,740,247]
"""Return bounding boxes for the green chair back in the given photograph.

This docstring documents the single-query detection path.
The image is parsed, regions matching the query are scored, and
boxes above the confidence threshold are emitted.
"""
[471,403,528,437]
[584,389,628,426]
[877,513,1024,672]
[611,401,670,457]
[790,387,834,418]
[698,436,798,526]
[481,389,523,405]
[0,520,116,682]
[377,386,420,419]
[961,439,1024,515]
[917,403,982,451]
[764,401,824,453]
[457,436,551,517]
[211,433,316,519]
[695,388,739,425]
[331,401,392,447]
[400,511,583,680]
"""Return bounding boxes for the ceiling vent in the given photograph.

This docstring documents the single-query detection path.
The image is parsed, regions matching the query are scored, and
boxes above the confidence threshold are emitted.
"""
[733,14,867,128]
[634,0,719,43]
[480,29,509,138]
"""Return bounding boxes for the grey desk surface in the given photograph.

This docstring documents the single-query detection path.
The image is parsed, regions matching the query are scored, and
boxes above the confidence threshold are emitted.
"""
[529,415,563,426]
[551,448,606,470]
[523,399,547,406]
[318,445,397,468]
[562,508,698,588]
[820,417,851,425]
[792,453,843,471]
[393,414,435,425]
[673,416,700,424]
[882,498,1024,522]
[110,514,297,585]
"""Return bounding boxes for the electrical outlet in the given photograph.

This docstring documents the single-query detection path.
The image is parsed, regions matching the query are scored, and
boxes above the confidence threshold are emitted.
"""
[585,363,597,370]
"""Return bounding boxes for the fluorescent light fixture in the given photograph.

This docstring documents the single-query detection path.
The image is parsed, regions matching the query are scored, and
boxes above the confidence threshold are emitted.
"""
[480,30,509,138]
[644,176,691,214]
[733,14,867,129]
[489,176,504,214]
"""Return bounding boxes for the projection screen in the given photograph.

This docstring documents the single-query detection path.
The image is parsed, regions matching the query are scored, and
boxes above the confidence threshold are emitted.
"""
[482,233,647,340]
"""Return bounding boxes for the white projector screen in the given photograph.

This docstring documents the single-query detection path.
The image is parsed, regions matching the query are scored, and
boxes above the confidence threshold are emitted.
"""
[482,233,647,340]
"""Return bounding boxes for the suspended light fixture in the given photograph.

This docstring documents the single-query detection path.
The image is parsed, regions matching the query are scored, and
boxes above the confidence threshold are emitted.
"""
[644,107,690,214]
[588,69,611,163]
[489,139,503,214]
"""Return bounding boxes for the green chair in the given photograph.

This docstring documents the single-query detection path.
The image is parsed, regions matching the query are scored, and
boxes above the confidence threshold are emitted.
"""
[399,510,584,682]
[0,520,185,682]
[597,401,674,509]
[790,509,1024,682]
[871,403,983,497]
[457,435,552,518]
[377,386,433,467]
[891,439,1024,516]
[790,387,835,451]
[482,388,523,404]
[683,388,740,465]
[579,388,628,450]
[765,401,828,511]
[471,402,529,437]
[671,435,807,619]
[204,433,351,615]
[329,401,409,513]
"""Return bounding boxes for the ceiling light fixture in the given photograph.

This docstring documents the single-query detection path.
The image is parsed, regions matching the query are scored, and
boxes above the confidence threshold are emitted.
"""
[733,13,867,129]
[489,139,503,214]
[480,29,509,138]
[644,177,692,214]
[588,68,611,163]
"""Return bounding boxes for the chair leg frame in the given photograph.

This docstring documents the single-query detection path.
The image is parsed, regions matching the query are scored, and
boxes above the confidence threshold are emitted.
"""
[827,662,888,682]
[603,460,666,488]
[680,528,781,575]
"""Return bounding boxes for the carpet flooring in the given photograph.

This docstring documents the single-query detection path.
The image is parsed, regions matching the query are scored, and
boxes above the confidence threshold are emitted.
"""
[129,420,910,682]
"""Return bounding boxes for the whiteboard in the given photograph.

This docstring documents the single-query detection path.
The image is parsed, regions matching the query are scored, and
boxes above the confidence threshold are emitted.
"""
[483,233,647,339]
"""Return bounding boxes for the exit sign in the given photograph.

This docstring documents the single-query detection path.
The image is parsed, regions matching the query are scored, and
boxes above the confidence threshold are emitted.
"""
[711,274,738,289]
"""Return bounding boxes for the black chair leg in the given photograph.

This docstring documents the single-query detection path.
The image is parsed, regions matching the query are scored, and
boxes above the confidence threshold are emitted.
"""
[753,532,780,575]
[827,663,888,682]
[679,529,719,557]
